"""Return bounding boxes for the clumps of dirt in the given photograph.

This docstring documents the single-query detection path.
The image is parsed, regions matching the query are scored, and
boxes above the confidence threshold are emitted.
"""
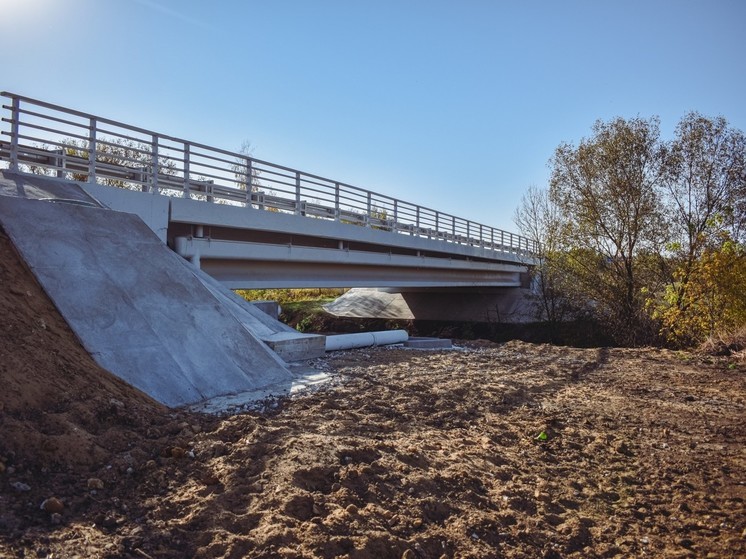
[0,228,208,537]
[1,225,745,558]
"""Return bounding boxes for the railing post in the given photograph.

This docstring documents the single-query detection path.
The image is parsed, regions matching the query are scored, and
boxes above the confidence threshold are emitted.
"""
[466,221,470,244]
[294,171,301,214]
[9,96,20,172]
[393,200,398,232]
[435,211,439,237]
[245,157,253,204]
[334,182,340,221]
[452,216,456,241]
[88,117,97,184]
[491,228,494,249]
[479,224,483,247]
[183,143,190,198]
[151,135,159,194]
[416,207,420,233]
[366,192,372,227]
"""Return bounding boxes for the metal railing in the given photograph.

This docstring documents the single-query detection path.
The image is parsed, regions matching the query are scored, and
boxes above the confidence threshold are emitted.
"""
[0,91,538,256]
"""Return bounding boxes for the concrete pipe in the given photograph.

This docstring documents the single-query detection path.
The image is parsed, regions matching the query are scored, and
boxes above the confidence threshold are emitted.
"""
[325,329,408,352]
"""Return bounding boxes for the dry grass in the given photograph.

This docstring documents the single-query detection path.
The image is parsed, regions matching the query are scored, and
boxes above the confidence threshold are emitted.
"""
[699,325,746,359]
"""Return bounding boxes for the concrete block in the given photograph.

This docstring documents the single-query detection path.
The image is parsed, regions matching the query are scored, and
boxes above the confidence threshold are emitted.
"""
[263,332,326,361]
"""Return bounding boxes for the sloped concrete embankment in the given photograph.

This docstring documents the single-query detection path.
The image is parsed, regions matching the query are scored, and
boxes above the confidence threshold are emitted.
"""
[0,189,299,408]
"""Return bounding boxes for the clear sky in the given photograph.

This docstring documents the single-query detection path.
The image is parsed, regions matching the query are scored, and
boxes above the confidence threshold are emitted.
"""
[2,0,744,230]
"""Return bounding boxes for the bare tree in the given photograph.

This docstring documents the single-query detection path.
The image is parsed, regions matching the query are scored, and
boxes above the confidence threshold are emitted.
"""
[514,185,576,323]
[549,117,668,343]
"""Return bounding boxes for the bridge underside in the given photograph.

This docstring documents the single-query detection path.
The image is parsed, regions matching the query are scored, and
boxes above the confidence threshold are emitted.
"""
[165,195,531,289]
[175,238,524,289]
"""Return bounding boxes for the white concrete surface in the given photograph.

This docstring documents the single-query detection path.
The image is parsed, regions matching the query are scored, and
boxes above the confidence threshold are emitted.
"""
[0,193,297,407]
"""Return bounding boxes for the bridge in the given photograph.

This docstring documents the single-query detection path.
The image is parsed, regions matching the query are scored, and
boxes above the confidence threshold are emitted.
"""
[0,91,537,296]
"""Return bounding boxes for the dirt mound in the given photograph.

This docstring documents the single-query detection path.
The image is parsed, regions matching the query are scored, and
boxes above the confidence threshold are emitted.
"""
[0,229,177,469]
[1,226,745,558]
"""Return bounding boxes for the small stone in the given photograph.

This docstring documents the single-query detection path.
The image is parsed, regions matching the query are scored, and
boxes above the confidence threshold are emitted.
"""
[413,518,423,528]
[402,550,416,559]
[11,481,31,492]
[331,483,341,492]
[312,502,324,516]
[640,536,649,545]
[50,513,62,525]
[41,497,65,514]
[87,478,105,490]
[170,447,186,459]
[126,467,134,476]
[109,398,125,409]
[388,515,399,527]
[345,504,358,515]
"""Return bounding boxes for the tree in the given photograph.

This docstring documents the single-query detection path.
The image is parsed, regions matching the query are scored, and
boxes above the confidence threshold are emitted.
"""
[231,140,260,192]
[513,185,577,324]
[662,114,746,302]
[59,137,176,189]
[548,117,668,343]
[652,114,746,344]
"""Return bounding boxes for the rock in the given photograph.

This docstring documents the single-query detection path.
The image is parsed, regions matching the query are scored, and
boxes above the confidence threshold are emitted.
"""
[50,513,62,525]
[401,550,416,559]
[109,398,125,409]
[345,504,358,515]
[41,497,65,514]
[87,478,105,490]
[170,447,186,459]
[11,481,30,492]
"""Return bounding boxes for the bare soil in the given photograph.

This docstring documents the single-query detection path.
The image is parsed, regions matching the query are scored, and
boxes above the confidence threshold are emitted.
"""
[1,228,745,559]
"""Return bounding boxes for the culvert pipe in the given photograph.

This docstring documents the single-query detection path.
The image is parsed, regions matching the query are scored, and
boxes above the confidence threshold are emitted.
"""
[325,330,408,352]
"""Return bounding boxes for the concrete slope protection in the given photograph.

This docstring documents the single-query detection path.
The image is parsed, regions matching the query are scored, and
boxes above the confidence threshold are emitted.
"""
[0,194,295,407]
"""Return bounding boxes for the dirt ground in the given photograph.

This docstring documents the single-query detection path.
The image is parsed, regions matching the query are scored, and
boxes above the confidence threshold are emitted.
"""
[1,228,745,559]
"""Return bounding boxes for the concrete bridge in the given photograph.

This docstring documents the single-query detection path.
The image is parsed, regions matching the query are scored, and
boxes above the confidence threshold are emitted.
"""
[0,92,536,282]
[1,91,537,321]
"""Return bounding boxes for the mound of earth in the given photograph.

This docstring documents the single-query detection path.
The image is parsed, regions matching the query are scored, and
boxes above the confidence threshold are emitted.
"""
[1,226,745,558]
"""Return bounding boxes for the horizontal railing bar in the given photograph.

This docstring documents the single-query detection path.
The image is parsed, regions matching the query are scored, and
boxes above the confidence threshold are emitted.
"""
[12,106,89,131]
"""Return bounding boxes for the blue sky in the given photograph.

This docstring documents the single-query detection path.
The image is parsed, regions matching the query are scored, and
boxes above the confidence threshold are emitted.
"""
[2,0,744,230]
